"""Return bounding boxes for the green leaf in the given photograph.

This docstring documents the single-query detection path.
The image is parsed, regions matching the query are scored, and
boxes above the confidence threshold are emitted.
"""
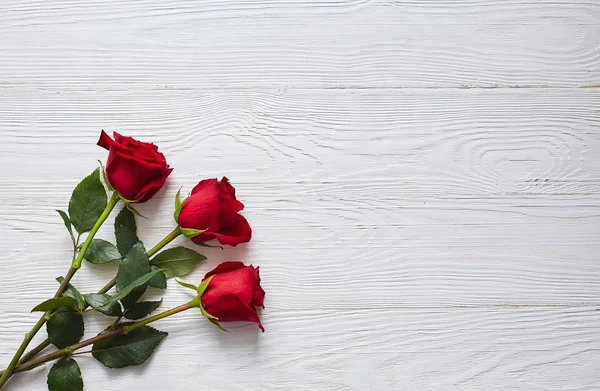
[56,210,76,247]
[56,277,86,310]
[124,300,163,320]
[32,297,79,313]
[92,325,168,368]
[117,242,150,309]
[180,228,206,239]
[147,266,167,289]
[47,358,83,391]
[98,159,113,191]
[115,207,138,256]
[83,293,122,317]
[47,307,84,349]
[176,279,197,291]
[150,247,206,278]
[68,169,108,233]
[84,239,121,265]
[117,242,150,289]
[100,269,164,310]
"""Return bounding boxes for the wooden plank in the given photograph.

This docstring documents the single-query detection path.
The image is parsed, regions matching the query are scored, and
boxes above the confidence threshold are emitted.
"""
[0,192,599,309]
[0,307,598,390]
[1,88,599,195]
[0,1,598,89]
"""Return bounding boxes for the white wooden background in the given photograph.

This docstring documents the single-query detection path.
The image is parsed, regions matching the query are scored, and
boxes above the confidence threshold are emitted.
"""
[1,1,599,390]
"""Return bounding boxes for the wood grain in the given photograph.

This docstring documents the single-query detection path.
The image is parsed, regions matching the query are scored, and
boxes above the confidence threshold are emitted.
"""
[0,88,599,195]
[0,89,598,310]
[0,1,599,90]
[2,192,600,309]
[1,1,599,389]
[1,307,599,390]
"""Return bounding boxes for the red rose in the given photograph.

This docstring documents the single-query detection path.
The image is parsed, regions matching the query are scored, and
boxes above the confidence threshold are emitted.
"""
[201,261,265,331]
[97,130,173,203]
[177,177,251,246]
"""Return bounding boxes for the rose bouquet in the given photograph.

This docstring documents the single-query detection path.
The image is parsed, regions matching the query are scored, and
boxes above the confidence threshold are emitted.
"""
[0,131,264,390]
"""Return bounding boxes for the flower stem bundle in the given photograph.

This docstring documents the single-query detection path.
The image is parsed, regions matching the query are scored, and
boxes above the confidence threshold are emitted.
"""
[0,131,264,390]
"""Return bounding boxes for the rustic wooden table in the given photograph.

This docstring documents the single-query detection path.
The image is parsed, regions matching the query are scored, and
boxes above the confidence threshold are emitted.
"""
[0,1,599,390]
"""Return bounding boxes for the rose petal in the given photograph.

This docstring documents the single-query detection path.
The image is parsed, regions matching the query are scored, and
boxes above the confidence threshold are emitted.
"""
[97,130,116,150]
[134,165,173,202]
[211,212,252,246]
[191,179,219,196]
[203,293,264,331]
[203,266,256,305]
[251,266,265,309]
[98,130,171,203]
[201,263,265,331]
[219,177,244,211]
[204,261,246,279]
[105,150,169,201]
[179,184,220,232]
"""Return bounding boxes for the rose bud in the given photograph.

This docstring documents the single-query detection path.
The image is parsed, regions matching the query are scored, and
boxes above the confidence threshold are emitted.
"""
[201,261,265,331]
[177,177,251,246]
[97,130,173,203]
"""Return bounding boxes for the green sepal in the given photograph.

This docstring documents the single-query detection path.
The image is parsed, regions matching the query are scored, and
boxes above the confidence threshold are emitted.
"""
[47,357,83,391]
[119,196,136,204]
[176,279,197,291]
[47,307,84,349]
[98,159,113,191]
[199,303,218,321]
[125,202,146,219]
[68,168,108,234]
[208,318,230,333]
[92,325,168,368]
[180,227,206,239]
[56,276,86,311]
[193,276,226,330]
[197,243,224,249]
[119,196,146,218]
[174,188,184,222]
[196,275,214,297]
[32,297,79,313]
[83,293,123,317]
[175,188,182,208]
[56,210,76,248]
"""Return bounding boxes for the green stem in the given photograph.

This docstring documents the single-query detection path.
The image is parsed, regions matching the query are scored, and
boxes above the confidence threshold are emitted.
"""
[125,297,198,333]
[0,192,121,389]
[0,317,46,388]
[72,192,120,269]
[109,316,123,331]
[17,339,50,366]
[56,267,77,298]
[12,300,197,374]
[149,226,182,257]
[13,226,183,370]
